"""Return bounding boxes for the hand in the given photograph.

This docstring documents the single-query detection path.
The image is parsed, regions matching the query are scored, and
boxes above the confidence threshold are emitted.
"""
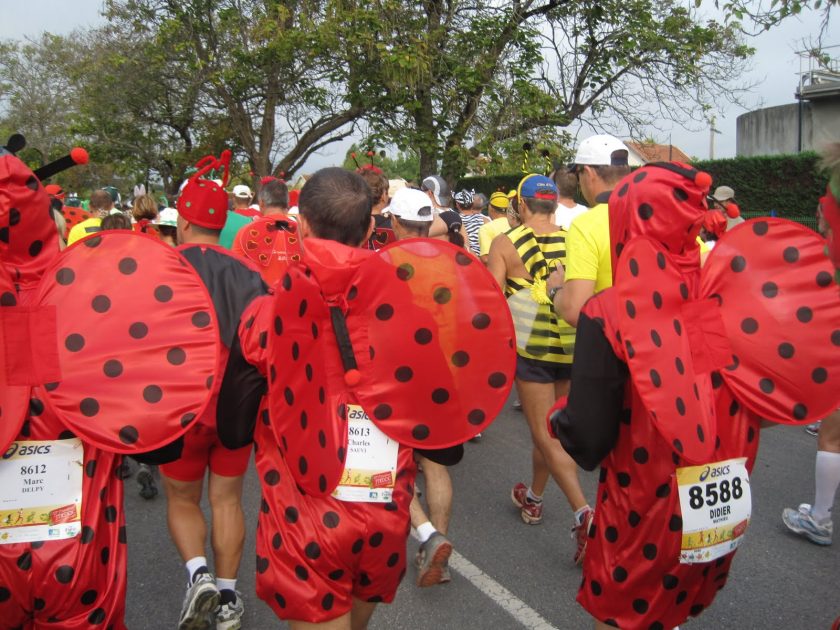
[546,265,565,291]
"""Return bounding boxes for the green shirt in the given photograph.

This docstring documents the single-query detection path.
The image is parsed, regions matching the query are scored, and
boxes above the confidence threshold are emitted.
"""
[219,211,251,249]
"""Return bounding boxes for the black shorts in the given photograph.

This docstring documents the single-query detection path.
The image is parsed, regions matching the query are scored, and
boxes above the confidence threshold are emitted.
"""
[515,355,572,383]
[415,444,465,467]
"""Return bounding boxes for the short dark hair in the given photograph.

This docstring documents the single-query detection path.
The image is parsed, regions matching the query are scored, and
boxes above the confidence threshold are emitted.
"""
[551,170,578,198]
[299,168,371,246]
[257,179,289,209]
[90,189,113,212]
[360,170,388,206]
[100,213,132,231]
[590,164,631,187]
[522,197,556,215]
[190,223,222,239]
[394,216,431,237]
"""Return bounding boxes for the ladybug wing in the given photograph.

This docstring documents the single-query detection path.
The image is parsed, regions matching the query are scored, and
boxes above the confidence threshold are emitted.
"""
[60,206,92,232]
[267,263,346,497]
[36,231,221,452]
[237,218,302,274]
[369,226,397,250]
[615,236,715,463]
[702,218,840,424]
[350,239,516,448]
[0,267,31,451]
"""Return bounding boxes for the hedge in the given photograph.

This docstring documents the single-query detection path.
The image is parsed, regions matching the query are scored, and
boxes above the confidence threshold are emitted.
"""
[457,152,827,222]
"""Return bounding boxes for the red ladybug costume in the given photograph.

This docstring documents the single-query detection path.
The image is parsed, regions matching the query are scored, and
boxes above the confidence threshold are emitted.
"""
[0,141,220,628]
[218,236,516,622]
[550,162,840,629]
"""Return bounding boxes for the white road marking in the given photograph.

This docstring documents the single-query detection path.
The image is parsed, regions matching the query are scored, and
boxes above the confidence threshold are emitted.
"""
[448,550,560,630]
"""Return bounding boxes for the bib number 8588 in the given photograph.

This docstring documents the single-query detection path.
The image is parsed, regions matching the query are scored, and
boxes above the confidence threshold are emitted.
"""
[687,478,743,509]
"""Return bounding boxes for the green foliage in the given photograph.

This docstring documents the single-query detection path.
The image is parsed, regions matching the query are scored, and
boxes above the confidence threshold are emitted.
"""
[692,152,827,217]
[340,144,420,182]
[454,173,527,198]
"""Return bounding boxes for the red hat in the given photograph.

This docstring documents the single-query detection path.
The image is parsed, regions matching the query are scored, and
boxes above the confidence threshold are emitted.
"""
[177,150,231,230]
[44,183,65,199]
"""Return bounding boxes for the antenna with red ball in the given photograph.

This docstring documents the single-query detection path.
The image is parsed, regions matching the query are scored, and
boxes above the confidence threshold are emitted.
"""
[3,134,26,155]
[34,147,89,181]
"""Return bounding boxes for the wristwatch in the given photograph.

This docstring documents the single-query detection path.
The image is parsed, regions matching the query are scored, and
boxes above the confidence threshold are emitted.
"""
[547,286,563,301]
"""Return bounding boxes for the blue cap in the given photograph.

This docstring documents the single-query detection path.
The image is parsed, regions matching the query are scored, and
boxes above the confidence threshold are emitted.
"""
[518,174,558,200]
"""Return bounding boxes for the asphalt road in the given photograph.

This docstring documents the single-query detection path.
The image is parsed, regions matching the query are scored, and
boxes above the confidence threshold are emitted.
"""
[124,396,838,629]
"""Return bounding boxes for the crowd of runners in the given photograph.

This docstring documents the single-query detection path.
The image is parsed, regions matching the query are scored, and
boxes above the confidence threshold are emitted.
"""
[1,131,839,630]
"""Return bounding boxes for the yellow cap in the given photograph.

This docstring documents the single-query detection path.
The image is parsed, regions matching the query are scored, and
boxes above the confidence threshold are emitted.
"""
[489,192,509,209]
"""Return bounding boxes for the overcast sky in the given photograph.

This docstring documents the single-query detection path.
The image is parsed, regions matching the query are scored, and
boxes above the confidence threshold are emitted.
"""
[1,1,834,171]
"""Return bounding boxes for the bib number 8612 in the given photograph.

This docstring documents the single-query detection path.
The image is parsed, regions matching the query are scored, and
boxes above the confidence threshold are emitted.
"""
[20,464,47,476]
[687,478,743,509]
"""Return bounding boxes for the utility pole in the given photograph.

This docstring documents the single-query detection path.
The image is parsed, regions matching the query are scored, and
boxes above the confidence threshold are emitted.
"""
[709,115,722,160]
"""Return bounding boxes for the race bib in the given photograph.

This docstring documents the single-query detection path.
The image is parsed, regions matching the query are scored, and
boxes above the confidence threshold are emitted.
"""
[332,405,399,503]
[677,457,751,563]
[0,439,84,544]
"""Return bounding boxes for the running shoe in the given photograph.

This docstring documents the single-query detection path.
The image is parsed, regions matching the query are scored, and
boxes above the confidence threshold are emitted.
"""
[439,564,452,584]
[511,483,543,525]
[416,532,453,587]
[136,463,158,500]
[782,503,833,545]
[216,592,244,630]
[572,507,594,565]
[179,573,220,630]
[469,432,483,443]
[512,399,523,411]
[805,422,821,436]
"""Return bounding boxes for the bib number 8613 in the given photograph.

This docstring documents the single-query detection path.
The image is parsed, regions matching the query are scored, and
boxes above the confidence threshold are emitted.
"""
[687,478,743,509]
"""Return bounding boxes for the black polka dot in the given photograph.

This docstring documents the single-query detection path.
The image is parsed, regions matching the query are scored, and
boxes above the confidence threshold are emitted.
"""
[625,340,635,358]
[613,566,628,582]
[305,542,321,560]
[472,313,491,329]
[393,366,413,382]
[617,472,631,487]
[468,409,485,425]
[676,397,686,416]
[617,183,629,197]
[628,511,641,527]
[625,300,636,318]
[656,252,666,269]
[129,322,148,339]
[351,538,364,554]
[323,511,340,528]
[651,329,662,347]
[192,311,211,328]
[629,258,639,276]
[118,257,137,274]
[690,604,705,616]
[652,291,662,309]
[375,304,394,320]
[455,251,472,266]
[88,608,106,624]
[730,256,746,272]
[415,328,432,344]
[80,588,98,605]
[256,556,269,573]
[412,424,430,440]
[274,592,286,608]
[793,403,808,420]
[783,247,799,263]
[55,565,74,583]
[740,318,758,334]
[372,403,392,420]
[104,505,117,522]
[285,507,299,523]
[488,372,507,388]
[338,446,346,462]
[662,574,679,590]
[604,526,618,542]
[264,470,280,486]
[119,425,138,445]
[759,378,774,394]
[650,369,661,388]
[298,299,308,317]
[696,424,706,443]
[796,306,813,323]
[65,333,85,352]
[369,532,384,547]
[181,412,196,428]
[319,475,327,492]
[396,263,414,280]
[0,291,16,306]
[28,240,43,257]
[433,287,452,304]
[817,271,833,287]
[451,351,470,367]
[643,543,658,560]
[590,579,602,595]
[656,483,671,498]
[752,220,768,235]
[143,385,163,403]
[676,590,687,604]
[299,456,308,475]
[669,514,682,531]
[322,593,334,611]
[633,599,649,614]
[80,398,100,417]
[271,532,283,550]
[679,283,689,300]
[777,342,795,359]
[637,203,653,220]
[632,447,649,464]
[431,388,449,404]
[833,330,840,346]
[812,367,828,384]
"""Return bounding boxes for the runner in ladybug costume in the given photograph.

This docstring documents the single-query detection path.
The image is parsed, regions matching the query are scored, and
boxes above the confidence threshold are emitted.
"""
[217,167,516,628]
[548,161,840,630]
[0,138,220,629]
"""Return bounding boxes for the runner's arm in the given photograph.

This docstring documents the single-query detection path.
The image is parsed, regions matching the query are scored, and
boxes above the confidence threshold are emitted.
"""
[558,278,596,327]
[486,234,509,289]
[549,312,627,470]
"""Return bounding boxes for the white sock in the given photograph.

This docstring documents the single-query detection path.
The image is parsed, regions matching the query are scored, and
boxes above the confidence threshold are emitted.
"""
[574,506,592,526]
[216,577,236,592]
[185,556,208,584]
[526,488,543,503]
[416,521,437,543]
[812,451,840,522]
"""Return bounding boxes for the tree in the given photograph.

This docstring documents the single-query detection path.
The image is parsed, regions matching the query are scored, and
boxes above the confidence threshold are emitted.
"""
[341,144,421,181]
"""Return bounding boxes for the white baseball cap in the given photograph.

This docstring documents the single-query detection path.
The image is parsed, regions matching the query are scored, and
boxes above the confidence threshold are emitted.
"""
[232,184,252,199]
[571,135,630,167]
[386,188,434,222]
[154,207,178,227]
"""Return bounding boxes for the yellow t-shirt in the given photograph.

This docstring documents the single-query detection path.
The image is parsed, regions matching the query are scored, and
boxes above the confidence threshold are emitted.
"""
[564,202,612,293]
[478,217,510,256]
[67,217,102,246]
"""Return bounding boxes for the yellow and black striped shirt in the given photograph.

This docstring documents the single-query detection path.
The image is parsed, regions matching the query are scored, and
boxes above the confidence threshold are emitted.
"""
[504,225,575,363]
